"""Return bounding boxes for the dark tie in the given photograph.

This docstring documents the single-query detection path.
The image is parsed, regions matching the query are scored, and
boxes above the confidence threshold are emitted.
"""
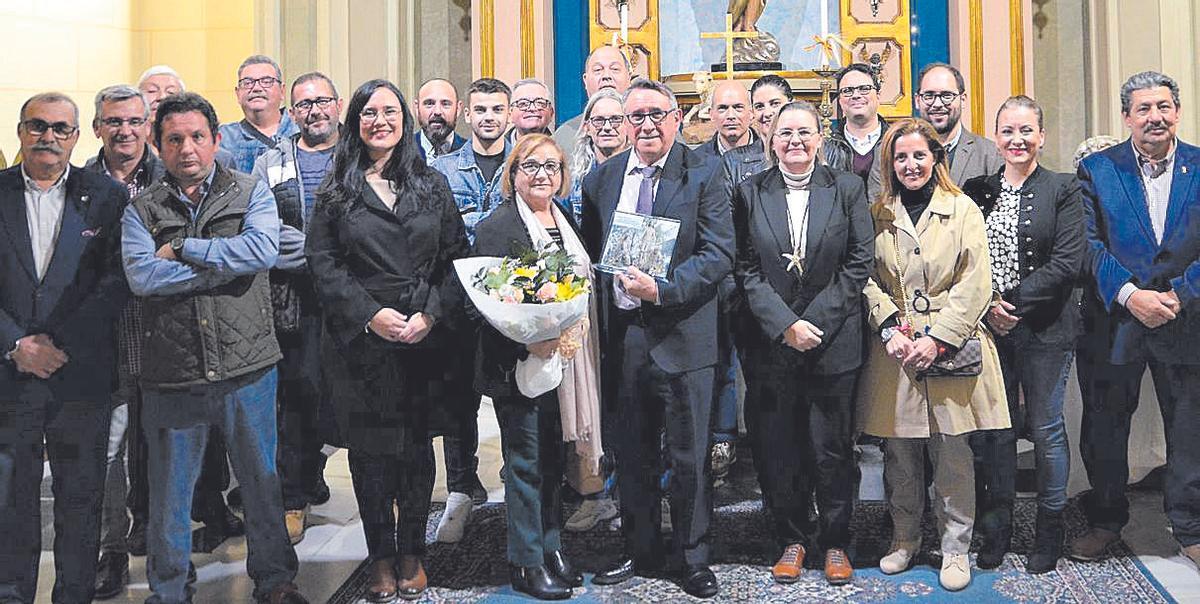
[636,165,659,215]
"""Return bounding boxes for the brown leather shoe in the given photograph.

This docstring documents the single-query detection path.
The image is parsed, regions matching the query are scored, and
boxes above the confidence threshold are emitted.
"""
[367,558,398,603]
[771,543,805,583]
[396,555,427,600]
[1068,527,1120,561]
[824,548,853,585]
[262,582,309,604]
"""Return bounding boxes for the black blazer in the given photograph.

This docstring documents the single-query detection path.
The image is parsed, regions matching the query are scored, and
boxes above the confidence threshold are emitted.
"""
[733,164,874,374]
[963,165,1084,345]
[470,199,583,398]
[580,143,735,374]
[0,165,129,401]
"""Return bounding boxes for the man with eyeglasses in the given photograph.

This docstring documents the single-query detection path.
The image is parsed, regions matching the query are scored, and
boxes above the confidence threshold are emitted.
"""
[867,62,1001,200]
[428,77,513,545]
[0,92,129,604]
[218,55,299,174]
[81,84,166,600]
[554,44,634,156]
[413,78,467,163]
[826,63,889,186]
[582,78,734,599]
[251,72,343,547]
[507,79,556,145]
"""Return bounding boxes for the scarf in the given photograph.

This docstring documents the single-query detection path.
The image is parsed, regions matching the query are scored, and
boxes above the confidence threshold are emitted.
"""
[514,194,604,472]
[780,164,815,190]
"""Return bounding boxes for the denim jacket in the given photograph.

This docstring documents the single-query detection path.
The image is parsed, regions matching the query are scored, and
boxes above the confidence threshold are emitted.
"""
[429,139,510,243]
[218,110,300,174]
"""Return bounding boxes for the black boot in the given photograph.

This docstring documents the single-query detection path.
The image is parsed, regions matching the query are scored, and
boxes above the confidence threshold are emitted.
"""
[1027,508,1064,574]
[544,550,583,587]
[510,564,571,600]
[126,518,148,556]
[976,518,1011,569]
[94,552,129,599]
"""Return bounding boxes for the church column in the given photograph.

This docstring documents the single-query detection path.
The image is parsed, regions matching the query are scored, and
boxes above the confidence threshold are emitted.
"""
[1030,0,1089,171]
[947,0,1035,137]
[471,0,556,90]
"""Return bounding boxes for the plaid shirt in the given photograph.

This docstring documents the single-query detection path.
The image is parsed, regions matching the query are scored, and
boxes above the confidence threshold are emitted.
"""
[101,155,152,376]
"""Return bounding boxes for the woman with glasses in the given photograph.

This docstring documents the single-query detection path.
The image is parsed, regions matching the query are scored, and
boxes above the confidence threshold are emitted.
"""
[306,79,470,602]
[564,89,628,224]
[858,118,1008,591]
[471,134,602,600]
[733,101,874,586]
[962,96,1084,574]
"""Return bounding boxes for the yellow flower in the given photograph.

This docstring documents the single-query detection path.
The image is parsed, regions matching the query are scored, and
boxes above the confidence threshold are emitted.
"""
[514,266,537,279]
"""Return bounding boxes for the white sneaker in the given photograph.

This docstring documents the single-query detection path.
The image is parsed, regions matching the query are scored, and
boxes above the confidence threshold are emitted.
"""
[565,497,619,532]
[879,541,919,574]
[435,492,473,543]
[940,553,971,591]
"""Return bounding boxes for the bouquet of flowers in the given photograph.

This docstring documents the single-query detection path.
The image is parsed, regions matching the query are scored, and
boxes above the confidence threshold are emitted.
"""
[454,246,592,397]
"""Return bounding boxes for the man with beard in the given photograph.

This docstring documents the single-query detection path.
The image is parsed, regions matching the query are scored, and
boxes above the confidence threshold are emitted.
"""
[1071,71,1200,571]
[695,80,757,158]
[0,92,129,604]
[554,44,633,155]
[506,79,556,145]
[414,78,466,163]
[82,84,165,600]
[252,72,342,546]
[218,55,299,173]
[867,62,1001,200]
[428,77,513,544]
[827,64,888,186]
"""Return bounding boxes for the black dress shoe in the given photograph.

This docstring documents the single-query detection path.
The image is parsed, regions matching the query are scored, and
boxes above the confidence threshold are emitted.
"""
[127,519,148,556]
[591,556,636,585]
[677,566,719,599]
[94,552,129,599]
[510,564,571,600]
[544,550,583,587]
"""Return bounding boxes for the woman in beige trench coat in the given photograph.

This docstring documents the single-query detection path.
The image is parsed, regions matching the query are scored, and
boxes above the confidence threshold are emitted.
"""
[857,118,1009,591]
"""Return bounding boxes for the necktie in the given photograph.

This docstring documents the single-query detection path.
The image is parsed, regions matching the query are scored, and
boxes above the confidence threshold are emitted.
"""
[635,165,659,215]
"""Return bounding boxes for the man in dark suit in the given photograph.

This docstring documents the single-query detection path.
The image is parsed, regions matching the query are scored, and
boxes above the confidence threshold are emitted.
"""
[0,92,129,603]
[1071,71,1200,570]
[582,78,734,599]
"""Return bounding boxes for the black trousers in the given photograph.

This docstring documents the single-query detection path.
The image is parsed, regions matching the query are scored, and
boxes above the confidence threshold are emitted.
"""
[347,443,435,559]
[0,384,110,604]
[743,345,856,553]
[441,394,482,495]
[494,394,566,566]
[123,380,149,525]
[611,322,714,568]
[1077,356,1200,546]
[276,314,327,510]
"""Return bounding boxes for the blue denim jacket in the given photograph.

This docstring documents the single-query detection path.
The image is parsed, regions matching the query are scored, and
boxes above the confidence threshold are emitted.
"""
[217,111,299,174]
[429,139,510,243]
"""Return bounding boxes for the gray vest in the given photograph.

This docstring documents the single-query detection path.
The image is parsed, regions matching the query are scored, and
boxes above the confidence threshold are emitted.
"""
[133,165,281,388]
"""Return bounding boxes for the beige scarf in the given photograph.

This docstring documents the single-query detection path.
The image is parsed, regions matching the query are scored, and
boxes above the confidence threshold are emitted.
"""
[514,195,604,472]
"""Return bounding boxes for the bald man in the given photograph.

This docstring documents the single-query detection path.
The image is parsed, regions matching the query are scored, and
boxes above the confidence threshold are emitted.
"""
[553,45,633,154]
[695,80,757,158]
[414,78,466,162]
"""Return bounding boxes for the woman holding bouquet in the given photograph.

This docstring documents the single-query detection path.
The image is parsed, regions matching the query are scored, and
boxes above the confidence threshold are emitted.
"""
[306,79,469,602]
[471,134,602,601]
[732,101,875,586]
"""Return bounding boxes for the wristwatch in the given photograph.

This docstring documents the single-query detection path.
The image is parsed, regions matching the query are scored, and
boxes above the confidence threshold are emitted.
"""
[4,339,19,361]
[170,237,186,258]
[880,326,899,344]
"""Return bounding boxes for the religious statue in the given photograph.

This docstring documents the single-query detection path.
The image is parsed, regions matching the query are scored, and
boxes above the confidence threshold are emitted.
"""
[682,70,718,144]
[726,0,781,66]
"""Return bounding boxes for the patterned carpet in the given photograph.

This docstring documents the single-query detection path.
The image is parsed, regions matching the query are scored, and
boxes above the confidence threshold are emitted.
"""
[328,471,1174,603]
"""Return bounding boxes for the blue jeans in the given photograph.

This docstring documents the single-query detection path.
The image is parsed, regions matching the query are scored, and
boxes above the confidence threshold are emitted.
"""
[711,336,740,445]
[143,368,297,603]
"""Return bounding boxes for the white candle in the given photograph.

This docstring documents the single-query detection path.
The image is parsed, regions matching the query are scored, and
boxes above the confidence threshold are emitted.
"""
[819,0,830,69]
[620,3,628,43]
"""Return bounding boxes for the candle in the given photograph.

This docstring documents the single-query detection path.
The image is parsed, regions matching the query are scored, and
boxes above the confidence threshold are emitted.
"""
[620,2,628,44]
[819,0,830,69]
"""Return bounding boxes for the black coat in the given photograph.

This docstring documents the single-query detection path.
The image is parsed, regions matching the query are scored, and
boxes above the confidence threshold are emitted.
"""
[733,164,874,375]
[469,199,583,399]
[963,165,1084,345]
[305,175,470,453]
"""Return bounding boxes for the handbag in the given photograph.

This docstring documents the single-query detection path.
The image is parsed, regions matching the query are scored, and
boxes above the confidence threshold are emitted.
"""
[890,223,983,379]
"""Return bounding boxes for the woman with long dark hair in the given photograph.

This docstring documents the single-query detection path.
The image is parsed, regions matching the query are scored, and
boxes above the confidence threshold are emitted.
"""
[306,79,470,601]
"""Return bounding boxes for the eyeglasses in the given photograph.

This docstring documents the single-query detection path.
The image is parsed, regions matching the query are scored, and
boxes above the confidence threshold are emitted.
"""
[517,159,562,177]
[20,119,78,139]
[838,84,876,97]
[99,117,148,129]
[774,129,818,142]
[237,76,281,90]
[511,98,552,111]
[293,97,337,112]
[587,115,625,129]
[626,110,672,126]
[360,107,402,123]
[918,91,960,106]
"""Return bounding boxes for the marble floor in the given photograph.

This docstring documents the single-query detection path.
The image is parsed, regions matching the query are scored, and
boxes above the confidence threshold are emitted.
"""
[30,399,1200,603]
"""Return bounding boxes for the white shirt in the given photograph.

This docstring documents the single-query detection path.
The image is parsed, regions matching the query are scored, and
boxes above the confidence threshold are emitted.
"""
[785,188,811,261]
[1117,139,1178,306]
[844,121,883,156]
[613,150,671,308]
[23,165,69,281]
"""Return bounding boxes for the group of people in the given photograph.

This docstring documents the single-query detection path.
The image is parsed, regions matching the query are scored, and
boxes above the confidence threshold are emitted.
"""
[1,41,1198,604]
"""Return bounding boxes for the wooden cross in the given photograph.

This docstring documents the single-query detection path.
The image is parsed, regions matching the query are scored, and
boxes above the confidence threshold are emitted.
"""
[700,13,760,79]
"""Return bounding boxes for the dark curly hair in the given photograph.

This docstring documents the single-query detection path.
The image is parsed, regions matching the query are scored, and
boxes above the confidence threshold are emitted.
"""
[316,79,439,215]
